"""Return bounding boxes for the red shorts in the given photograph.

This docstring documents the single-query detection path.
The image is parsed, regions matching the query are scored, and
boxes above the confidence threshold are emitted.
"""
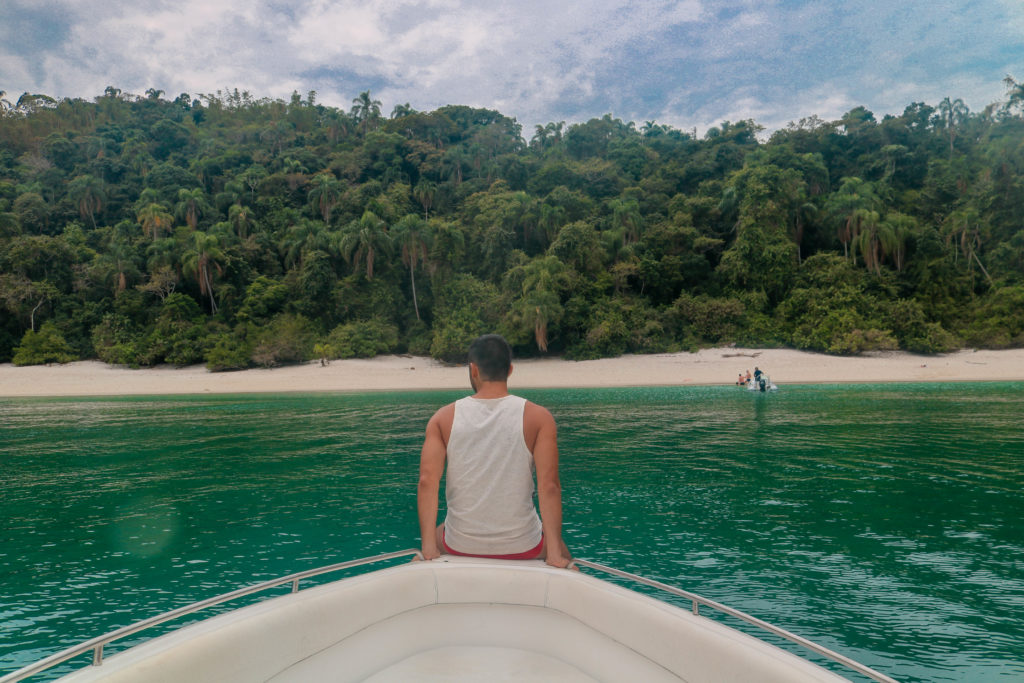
[442,528,544,560]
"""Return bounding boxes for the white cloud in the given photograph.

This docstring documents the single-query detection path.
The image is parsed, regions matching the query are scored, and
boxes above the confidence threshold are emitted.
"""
[0,0,1021,134]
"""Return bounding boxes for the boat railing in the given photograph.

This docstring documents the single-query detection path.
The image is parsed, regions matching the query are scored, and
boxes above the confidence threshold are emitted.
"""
[0,549,424,683]
[572,559,897,683]
[3,551,897,683]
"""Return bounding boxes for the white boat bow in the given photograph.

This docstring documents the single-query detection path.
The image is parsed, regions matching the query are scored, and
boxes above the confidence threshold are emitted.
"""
[2,550,895,682]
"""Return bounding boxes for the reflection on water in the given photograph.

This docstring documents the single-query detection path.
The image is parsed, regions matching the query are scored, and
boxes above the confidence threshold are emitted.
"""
[1,383,1022,682]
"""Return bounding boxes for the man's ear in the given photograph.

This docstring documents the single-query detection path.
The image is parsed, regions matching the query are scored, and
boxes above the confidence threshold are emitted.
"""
[507,363,514,378]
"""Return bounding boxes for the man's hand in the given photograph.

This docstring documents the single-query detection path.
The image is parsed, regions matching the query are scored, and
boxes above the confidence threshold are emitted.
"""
[418,544,441,561]
[545,553,572,569]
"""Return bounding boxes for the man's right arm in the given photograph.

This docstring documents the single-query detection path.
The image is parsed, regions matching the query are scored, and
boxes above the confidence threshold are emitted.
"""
[417,406,449,560]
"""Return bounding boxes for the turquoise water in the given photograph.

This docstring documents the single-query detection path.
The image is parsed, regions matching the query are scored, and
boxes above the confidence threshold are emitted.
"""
[1,384,1022,682]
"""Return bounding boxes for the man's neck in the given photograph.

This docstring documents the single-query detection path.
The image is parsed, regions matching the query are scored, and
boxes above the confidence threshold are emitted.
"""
[473,381,510,399]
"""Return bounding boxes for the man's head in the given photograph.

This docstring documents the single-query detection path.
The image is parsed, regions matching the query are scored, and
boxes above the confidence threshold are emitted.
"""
[467,334,512,384]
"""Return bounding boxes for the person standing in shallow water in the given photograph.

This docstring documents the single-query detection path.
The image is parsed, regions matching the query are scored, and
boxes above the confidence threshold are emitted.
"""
[417,334,573,568]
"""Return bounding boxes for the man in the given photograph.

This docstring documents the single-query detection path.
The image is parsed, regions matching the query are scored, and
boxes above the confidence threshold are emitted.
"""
[417,334,572,568]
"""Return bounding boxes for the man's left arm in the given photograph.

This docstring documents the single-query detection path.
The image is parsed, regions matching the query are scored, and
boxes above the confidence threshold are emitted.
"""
[530,404,571,568]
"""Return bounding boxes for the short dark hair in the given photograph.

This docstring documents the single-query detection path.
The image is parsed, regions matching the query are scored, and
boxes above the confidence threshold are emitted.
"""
[468,334,512,381]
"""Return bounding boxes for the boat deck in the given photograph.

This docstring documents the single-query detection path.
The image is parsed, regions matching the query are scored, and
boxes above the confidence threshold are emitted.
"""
[55,558,849,683]
[268,602,681,682]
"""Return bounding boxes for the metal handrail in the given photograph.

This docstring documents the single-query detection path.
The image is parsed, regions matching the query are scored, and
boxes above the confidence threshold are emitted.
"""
[3,551,896,683]
[0,549,423,683]
[571,559,897,683]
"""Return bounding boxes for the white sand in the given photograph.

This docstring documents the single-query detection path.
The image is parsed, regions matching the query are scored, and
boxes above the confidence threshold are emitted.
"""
[1,348,1022,398]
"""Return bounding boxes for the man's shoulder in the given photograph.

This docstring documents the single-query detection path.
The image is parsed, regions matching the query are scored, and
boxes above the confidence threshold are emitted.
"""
[426,402,457,442]
[431,401,457,421]
[523,399,555,426]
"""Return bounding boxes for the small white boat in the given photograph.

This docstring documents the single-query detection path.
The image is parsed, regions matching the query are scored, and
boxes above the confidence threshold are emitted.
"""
[747,376,779,392]
[3,550,894,682]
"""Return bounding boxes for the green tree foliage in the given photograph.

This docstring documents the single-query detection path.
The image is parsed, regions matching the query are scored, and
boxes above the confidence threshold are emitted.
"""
[429,274,501,361]
[249,313,316,367]
[2,82,1024,368]
[12,321,76,365]
[322,319,399,359]
[339,210,391,280]
[393,214,431,321]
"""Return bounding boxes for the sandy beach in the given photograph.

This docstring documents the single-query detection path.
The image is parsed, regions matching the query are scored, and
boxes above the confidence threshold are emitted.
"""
[2,347,1023,398]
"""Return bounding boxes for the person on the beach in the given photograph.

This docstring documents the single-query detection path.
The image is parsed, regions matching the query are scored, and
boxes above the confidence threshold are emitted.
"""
[417,333,572,568]
[745,369,752,383]
[754,367,763,382]
[737,372,745,386]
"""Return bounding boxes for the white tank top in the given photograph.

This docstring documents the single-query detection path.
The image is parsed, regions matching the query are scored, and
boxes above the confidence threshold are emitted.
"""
[443,395,543,554]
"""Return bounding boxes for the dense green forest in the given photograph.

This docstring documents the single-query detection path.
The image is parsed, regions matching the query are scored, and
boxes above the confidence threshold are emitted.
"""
[2,82,1023,369]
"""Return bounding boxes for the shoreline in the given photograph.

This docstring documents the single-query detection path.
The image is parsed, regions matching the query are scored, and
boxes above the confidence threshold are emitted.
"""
[2,347,1023,398]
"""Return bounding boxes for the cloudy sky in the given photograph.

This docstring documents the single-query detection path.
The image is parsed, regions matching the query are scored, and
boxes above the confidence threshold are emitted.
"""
[2,0,1022,135]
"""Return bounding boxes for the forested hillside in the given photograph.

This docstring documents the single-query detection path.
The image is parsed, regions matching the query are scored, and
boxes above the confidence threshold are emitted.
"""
[1,83,1023,369]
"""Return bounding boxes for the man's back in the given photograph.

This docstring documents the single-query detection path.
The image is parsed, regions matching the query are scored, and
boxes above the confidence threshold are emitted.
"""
[444,395,543,555]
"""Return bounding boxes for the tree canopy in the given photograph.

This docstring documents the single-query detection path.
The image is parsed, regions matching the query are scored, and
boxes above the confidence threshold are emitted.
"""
[2,83,1023,369]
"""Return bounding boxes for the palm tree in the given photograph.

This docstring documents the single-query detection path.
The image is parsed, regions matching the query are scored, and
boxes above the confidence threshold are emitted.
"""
[531,122,565,150]
[94,239,140,294]
[136,203,174,240]
[322,110,352,143]
[391,103,416,119]
[307,172,344,224]
[175,188,211,230]
[531,124,550,149]
[518,255,566,352]
[146,236,182,274]
[393,214,432,320]
[280,218,331,270]
[538,204,566,245]
[937,97,969,160]
[413,180,437,219]
[282,158,309,191]
[850,209,885,274]
[880,213,917,272]
[945,208,994,285]
[227,204,254,240]
[441,148,469,186]
[339,210,391,280]
[826,177,882,260]
[790,201,817,264]
[428,220,465,278]
[352,91,382,136]
[215,179,246,210]
[67,175,105,229]
[609,198,643,244]
[182,231,225,314]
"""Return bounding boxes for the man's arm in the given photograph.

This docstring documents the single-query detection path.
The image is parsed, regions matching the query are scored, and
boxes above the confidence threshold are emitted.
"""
[417,406,450,560]
[529,403,571,568]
